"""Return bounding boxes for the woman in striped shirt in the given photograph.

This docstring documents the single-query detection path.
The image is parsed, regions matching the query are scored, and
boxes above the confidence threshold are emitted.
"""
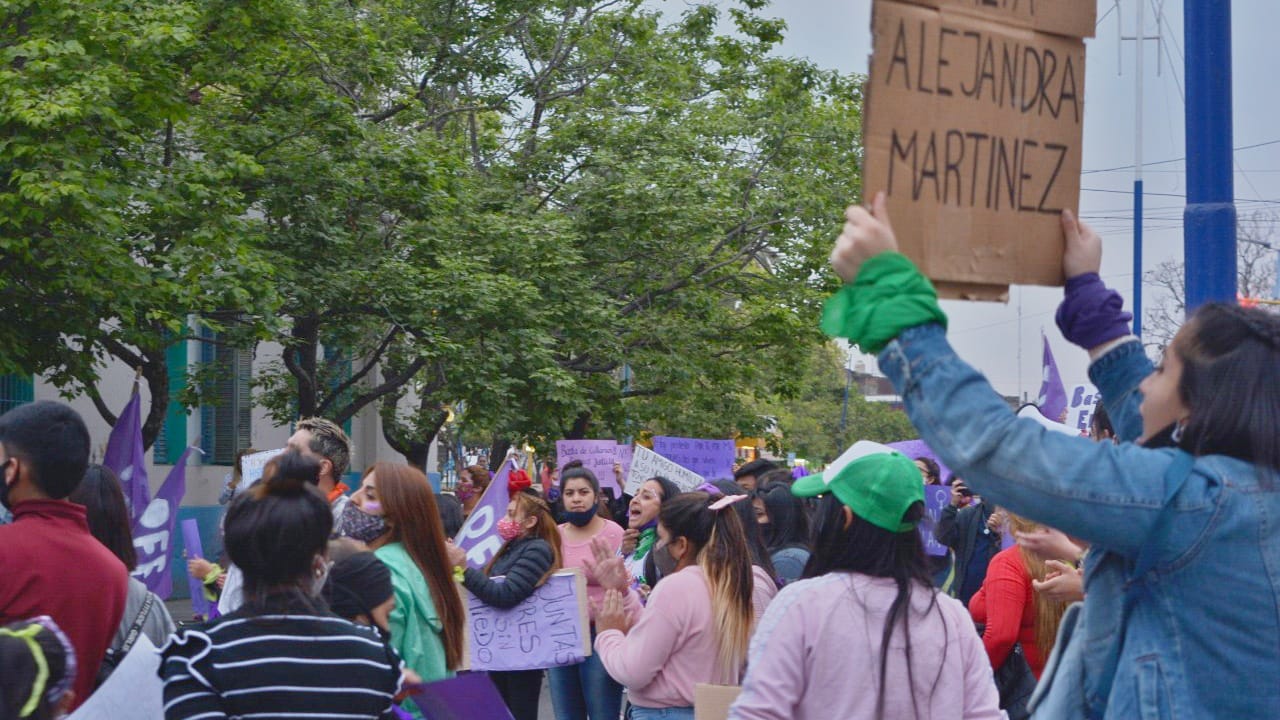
[159,451,405,720]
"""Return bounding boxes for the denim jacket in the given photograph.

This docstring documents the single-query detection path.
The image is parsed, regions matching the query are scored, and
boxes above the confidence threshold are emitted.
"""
[879,324,1280,719]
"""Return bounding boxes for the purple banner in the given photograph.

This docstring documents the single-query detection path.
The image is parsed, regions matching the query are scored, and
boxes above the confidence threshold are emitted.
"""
[886,439,954,485]
[103,391,149,524]
[454,459,512,568]
[556,440,623,493]
[408,674,514,720]
[181,518,214,618]
[651,436,736,481]
[919,485,951,557]
[130,447,193,599]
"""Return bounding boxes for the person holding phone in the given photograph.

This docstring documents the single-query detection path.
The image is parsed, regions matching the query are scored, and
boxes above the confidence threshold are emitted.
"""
[932,475,1002,605]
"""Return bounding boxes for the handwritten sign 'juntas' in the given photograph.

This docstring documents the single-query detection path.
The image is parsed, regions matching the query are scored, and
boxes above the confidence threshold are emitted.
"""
[462,570,591,672]
[864,0,1095,300]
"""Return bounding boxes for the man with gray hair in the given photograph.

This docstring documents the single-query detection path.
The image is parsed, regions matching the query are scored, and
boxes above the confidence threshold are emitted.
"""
[218,417,355,615]
[287,417,353,518]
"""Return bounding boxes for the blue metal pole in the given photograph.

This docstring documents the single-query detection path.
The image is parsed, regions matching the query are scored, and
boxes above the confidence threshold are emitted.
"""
[1183,0,1237,312]
[1133,180,1143,336]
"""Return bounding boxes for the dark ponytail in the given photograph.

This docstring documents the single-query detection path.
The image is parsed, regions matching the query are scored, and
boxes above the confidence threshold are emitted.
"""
[224,450,331,613]
[805,494,941,719]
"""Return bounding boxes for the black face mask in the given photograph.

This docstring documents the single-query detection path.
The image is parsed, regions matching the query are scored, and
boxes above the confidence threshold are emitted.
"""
[562,508,597,527]
[1141,423,1182,450]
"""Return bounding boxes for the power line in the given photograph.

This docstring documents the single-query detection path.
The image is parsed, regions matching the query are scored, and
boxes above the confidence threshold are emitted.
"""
[1081,139,1280,175]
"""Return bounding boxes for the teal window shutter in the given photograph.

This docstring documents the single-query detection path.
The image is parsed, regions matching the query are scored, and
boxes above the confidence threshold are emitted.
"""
[153,339,189,465]
[0,374,34,415]
[199,328,252,465]
[324,346,353,437]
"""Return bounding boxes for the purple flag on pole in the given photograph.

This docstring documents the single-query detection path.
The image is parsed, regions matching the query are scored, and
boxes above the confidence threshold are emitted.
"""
[1036,333,1068,423]
[453,459,513,569]
[131,446,193,599]
[103,390,150,524]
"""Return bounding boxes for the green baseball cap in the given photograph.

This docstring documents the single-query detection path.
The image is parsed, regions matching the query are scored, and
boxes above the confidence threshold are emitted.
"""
[792,441,924,533]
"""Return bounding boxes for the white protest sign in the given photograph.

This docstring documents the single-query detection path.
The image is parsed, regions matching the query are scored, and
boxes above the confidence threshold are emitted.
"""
[239,447,285,490]
[68,635,163,720]
[624,445,705,495]
[1066,383,1099,435]
[461,569,591,671]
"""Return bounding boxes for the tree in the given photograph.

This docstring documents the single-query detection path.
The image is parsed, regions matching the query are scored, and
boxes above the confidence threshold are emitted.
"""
[761,343,915,464]
[0,0,279,447]
[1143,211,1279,353]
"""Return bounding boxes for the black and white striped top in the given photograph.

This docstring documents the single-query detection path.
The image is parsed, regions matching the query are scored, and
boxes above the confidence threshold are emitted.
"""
[159,611,404,720]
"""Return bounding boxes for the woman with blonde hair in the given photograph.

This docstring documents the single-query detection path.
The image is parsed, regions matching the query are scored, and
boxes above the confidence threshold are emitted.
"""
[341,463,466,718]
[593,490,757,720]
[968,513,1070,680]
[448,489,562,720]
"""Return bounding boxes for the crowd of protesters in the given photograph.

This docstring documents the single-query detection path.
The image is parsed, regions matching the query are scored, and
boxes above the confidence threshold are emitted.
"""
[2,200,1279,720]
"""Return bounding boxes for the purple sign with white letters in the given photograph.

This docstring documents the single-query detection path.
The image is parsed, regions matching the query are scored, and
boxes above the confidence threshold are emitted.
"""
[651,436,736,481]
[454,459,513,569]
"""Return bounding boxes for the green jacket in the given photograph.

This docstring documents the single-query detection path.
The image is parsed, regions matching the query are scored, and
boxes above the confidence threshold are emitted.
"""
[375,542,453,687]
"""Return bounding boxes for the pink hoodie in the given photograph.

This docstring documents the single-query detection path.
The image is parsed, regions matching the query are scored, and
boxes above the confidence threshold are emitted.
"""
[730,573,1005,720]
[595,565,738,709]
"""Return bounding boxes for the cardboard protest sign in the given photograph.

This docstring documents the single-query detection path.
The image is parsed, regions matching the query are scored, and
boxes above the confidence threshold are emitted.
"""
[919,485,951,557]
[1066,382,1100,435]
[624,445,706,495]
[616,442,634,483]
[651,436,737,482]
[454,459,513,568]
[557,440,624,492]
[695,684,743,720]
[407,674,514,720]
[461,569,591,672]
[863,0,1094,299]
[68,636,163,720]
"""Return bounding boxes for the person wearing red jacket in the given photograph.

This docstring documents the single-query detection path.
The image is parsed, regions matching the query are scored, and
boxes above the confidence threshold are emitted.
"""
[968,513,1070,679]
[0,401,128,710]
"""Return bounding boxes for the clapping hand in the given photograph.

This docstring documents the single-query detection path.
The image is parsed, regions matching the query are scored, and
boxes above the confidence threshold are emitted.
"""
[1032,559,1085,603]
[583,537,629,591]
[594,589,629,634]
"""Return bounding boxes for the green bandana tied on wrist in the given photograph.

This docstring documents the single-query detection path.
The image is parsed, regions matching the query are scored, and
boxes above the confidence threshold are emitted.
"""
[820,252,948,354]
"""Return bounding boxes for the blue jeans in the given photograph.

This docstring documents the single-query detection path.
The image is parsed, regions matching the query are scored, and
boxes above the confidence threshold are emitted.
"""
[628,707,693,720]
[548,649,624,720]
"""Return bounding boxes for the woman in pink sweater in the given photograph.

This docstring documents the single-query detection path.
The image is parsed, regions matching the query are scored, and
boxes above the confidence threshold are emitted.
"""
[729,443,1004,720]
[594,490,757,720]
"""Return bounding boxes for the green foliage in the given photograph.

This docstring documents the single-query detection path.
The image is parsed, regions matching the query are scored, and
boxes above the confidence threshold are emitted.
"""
[0,0,867,459]
[761,343,916,464]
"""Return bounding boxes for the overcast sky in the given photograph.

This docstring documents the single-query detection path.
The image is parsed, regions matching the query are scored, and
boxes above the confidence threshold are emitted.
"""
[650,0,1279,398]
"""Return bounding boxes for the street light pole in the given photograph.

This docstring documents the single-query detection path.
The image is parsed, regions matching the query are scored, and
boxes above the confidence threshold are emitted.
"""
[1183,0,1237,311]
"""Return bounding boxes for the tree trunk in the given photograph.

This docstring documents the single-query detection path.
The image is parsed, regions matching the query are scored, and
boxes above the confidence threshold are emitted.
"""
[565,411,592,440]
[379,394,448,472]
[488,438,511,472]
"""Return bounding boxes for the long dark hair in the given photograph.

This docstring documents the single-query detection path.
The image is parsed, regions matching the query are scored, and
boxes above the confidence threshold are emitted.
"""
[372,463,466,670]
[560,460,607,518]
[804,494,941,719]
[756,482,810,553]
[660,492,756,684]
[1177,303,1280,479]
[68,464,138,570]
[712,480,777,581]
[639,476,683,586]
[224,450,330,614]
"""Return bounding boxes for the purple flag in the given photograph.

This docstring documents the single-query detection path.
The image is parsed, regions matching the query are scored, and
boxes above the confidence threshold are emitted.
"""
[454,459,513,569]
[407,674,514,720]
[131,447,193,599]
[1037,333,1068,423]
[103,390,149,524]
